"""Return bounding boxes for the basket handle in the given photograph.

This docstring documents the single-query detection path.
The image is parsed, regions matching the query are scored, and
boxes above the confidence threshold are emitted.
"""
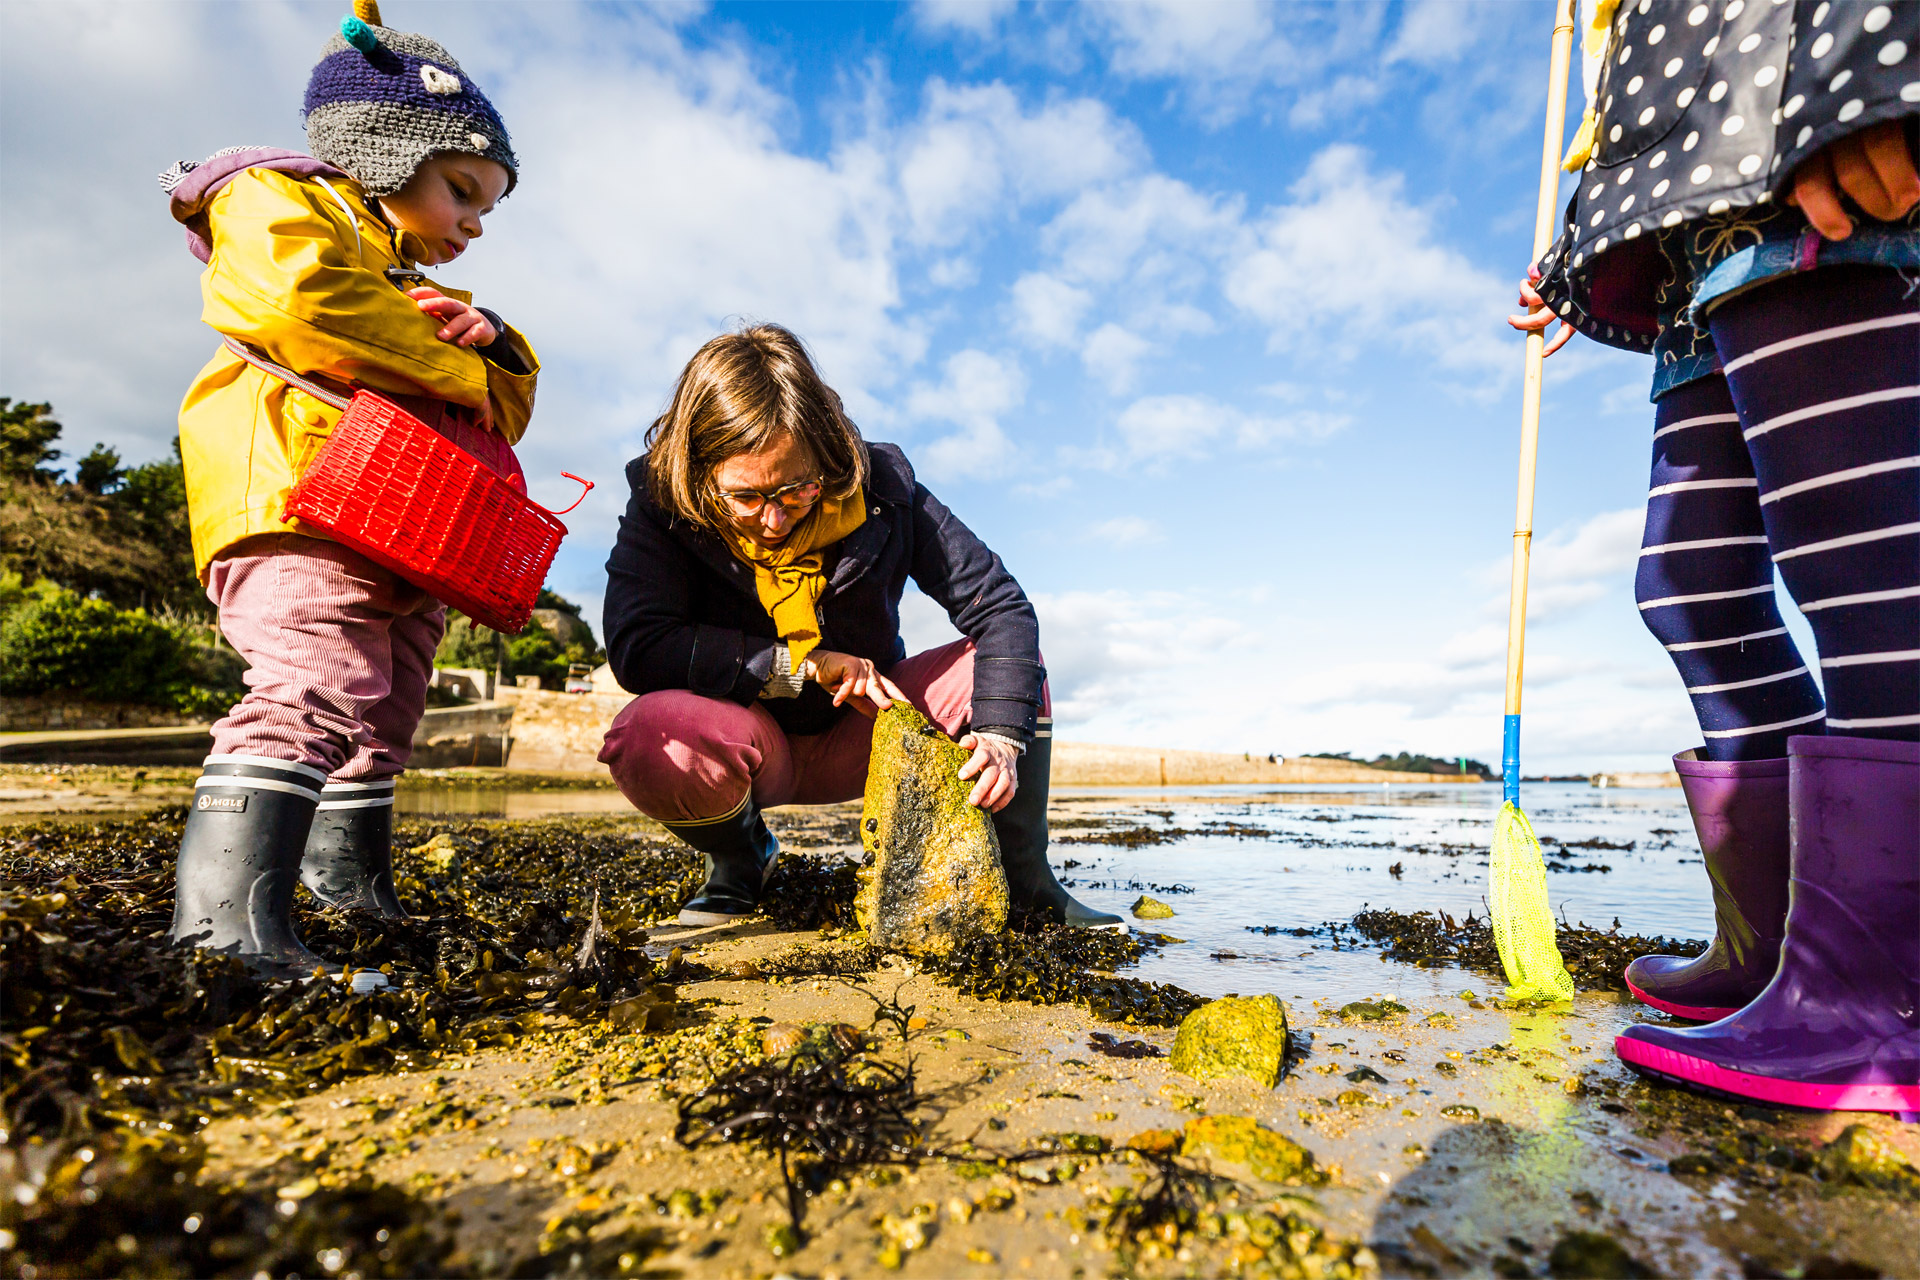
[223,337,352,410]
[542,473,594,516]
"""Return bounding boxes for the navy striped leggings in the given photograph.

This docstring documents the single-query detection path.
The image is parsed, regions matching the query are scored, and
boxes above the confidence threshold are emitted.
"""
[1637,266,1919,761]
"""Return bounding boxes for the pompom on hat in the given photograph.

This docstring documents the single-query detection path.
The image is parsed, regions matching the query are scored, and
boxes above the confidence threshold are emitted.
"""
[303,0,518,197]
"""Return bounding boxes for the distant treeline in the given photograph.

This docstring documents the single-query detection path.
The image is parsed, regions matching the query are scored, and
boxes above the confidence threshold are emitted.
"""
[0,398,240,712]
[0,398,204,617]
[1305,750,1491,776]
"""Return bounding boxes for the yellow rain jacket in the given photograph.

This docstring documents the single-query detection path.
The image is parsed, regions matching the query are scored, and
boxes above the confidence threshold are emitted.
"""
[176,166,538,577]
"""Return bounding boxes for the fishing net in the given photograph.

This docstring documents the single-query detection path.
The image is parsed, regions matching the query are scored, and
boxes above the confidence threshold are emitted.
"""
[1489,801,1575,1002]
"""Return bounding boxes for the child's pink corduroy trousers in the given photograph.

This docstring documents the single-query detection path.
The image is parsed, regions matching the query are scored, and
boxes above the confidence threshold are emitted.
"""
[206,533,444,782]
[598,639,1047,822]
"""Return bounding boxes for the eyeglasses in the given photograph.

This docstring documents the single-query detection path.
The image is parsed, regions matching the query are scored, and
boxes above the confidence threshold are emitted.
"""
[717,477,822,517]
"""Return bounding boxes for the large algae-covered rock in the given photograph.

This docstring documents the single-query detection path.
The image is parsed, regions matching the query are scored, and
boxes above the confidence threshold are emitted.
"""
[857,705,1008,955]
[1168,994,1289,1087]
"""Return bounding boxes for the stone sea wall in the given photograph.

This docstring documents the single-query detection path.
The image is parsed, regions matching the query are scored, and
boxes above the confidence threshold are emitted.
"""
[1051,741,1478,786]
[0,696,201,732]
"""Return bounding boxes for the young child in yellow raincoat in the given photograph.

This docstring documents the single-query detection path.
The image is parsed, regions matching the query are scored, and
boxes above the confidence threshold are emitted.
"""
[160,0,537,978]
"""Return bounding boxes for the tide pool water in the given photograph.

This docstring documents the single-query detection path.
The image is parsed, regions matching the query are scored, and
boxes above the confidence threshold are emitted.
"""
[1046,782,1706,1005]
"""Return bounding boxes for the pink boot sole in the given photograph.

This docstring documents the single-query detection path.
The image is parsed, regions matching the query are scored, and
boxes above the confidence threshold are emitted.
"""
[1615,1035,1920,1114]
[1623,975,1739,1023]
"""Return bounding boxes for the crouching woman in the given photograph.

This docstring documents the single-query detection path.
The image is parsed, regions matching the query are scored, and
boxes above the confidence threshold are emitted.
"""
[598,324,1118,930]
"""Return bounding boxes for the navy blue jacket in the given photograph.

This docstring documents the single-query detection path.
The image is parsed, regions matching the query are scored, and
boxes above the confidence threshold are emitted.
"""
[602,442,1044,743]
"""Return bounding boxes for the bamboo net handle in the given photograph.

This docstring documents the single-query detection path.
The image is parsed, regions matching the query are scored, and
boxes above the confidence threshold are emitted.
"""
[1504,0,1580,725]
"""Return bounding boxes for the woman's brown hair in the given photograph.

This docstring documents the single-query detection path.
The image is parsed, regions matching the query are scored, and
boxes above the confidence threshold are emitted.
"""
[643,324,867,528]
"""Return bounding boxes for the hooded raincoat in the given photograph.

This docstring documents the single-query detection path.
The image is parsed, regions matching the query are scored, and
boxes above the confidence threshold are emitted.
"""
[167,150,539,577]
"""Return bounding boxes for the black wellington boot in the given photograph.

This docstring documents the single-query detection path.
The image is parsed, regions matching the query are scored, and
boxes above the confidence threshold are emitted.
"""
[170,755,334,979]
[665,798,783,926]
[994,724,1125,929]
[301,779,409,918]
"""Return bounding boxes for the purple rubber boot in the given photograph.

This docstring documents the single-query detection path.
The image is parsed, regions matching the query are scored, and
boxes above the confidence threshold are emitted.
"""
[1615,735,1919,1119]
[1623,751,1789,1021]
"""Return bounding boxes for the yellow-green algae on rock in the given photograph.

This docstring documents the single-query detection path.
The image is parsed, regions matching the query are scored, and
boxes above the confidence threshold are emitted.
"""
[1130,894,1176,919]
[857,705,1008,956]
[1168,994,1289,1086]
[1181,1114,1322,1183]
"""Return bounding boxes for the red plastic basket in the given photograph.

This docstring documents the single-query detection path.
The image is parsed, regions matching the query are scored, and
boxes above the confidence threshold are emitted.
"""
[283,390,590,633]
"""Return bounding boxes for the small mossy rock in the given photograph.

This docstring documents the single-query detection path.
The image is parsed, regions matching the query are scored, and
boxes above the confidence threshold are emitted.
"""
[856,705,1008,956]
[1168,994,1288,1087]
[1819,1123,1920,1193]
[1126,1129,1183,1157]
[1130,894,1176,919]
[1547,1231,1653,1279]
[1181,1115,1320,1183]
[1335,999,1408,1021]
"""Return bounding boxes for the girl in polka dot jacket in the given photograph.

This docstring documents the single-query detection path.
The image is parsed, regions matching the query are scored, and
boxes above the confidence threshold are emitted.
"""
[1511,0,1917,1119]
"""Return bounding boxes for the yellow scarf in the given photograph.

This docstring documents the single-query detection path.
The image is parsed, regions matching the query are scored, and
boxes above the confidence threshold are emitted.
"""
[722,487,867,668]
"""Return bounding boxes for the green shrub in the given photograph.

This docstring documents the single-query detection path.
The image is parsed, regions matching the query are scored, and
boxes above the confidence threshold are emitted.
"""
[0,578,243,714]
[432,587,602,691]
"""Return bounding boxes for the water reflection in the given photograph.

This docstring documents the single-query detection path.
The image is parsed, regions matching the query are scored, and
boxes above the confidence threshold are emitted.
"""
[393,785,637,820]
[1051,783,1700,1006]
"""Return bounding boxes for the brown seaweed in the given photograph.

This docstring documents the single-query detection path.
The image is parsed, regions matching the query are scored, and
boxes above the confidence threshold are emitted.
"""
[1345,906,1706,993]
[2,1137,466,1279]
[929,924,1203,1026]
[674,1036,922,1235]
[0,813,696,1276]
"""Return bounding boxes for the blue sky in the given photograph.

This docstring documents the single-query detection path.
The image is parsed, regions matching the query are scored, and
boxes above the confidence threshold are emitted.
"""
[0,0,1824,771]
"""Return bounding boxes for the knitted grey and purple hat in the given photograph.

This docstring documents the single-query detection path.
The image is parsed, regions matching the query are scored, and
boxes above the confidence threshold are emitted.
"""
[303,0,517,197]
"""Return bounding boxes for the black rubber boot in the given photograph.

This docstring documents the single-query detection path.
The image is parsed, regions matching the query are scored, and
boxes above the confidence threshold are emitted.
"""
[994,725,1125,929]
[665,799,782,926]
[301,779,409,918]
[170,755,334,979]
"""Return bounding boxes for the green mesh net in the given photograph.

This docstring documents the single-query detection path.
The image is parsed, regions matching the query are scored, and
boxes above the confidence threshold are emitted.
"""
[1489,802,1575,1002]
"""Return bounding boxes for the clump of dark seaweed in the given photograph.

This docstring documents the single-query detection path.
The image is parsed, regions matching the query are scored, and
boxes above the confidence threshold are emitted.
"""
[1347,906,1705,993]
[1102,1148,1238,1245]
[675,1035,921,1234]
[751,937,884,980]
[0,813,703,1276]
[2,1137,466,1280]
[759,851,861,931]
[929,924,1203,1026]
[1088,1031,1164,1059]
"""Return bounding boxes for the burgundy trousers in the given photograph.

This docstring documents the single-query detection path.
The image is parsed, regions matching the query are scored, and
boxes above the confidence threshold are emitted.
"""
[598,639,1047,822]
[205,533,444,782]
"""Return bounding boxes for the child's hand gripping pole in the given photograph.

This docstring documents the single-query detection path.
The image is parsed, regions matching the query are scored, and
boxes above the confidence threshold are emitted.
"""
[1492,0,1579,1004]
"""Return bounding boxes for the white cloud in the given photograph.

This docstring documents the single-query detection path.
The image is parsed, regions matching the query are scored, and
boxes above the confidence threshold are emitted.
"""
[913,0,1018,38]
[1041,174,1243,288]
[1471,506,1645,624]
[1077,1,1387,125]
[1384,0,1492,67]
[1109,393,1349,462]
[1086,0,1282,82]
[1080,323,1154,394]
[1225,145,1510,390]
[904,348,1026,480]
[1010,272,1093,347]
[897,80,1144,247]
[1083,516,1160,547]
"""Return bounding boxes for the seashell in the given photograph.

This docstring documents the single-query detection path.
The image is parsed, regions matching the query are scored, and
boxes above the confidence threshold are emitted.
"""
[761,1022,805,1056]
[727,960,762,980]
[828,1022,864,1055]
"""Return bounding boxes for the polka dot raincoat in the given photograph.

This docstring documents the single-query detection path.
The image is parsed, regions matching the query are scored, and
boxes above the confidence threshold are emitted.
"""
[1532,0,1918,390]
